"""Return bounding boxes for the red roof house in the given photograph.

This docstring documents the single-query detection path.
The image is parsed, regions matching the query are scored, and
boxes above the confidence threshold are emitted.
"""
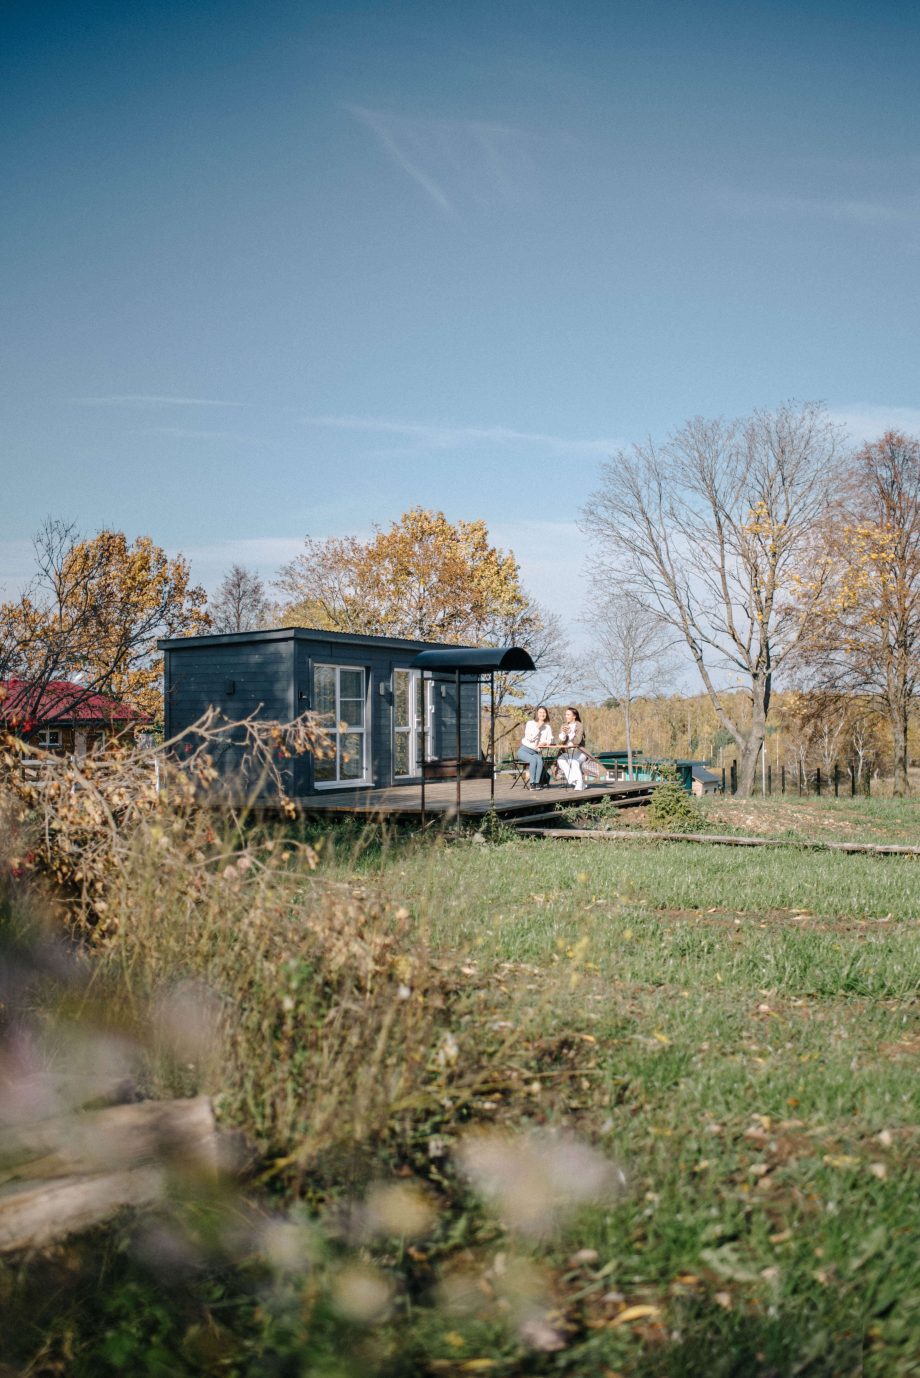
[0,679,147,755]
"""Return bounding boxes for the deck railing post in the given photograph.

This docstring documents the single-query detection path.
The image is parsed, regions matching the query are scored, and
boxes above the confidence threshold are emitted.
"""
[489,672,495,810]
[420,672,427,827]
[834,762,839,797]
[767,764,772,795]
[851,760,856,797]
[730,759,737,795]
[455,667,462,836]
[816,767,822,797]
[721,766,726,794]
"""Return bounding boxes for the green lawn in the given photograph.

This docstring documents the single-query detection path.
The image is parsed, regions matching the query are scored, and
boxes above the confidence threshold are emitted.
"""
[316,804,920,1376]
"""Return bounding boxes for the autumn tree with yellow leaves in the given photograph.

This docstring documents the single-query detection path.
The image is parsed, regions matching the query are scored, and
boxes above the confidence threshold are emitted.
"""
[802,432,920,795]
[276,508,525,642]
[0,520,208,723]
[583,403,842,796]
[276,507,569,712]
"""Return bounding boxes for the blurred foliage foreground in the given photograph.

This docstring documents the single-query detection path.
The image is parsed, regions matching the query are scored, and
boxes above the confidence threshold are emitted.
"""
[3,727,920,1376]
[0,728,630,1378]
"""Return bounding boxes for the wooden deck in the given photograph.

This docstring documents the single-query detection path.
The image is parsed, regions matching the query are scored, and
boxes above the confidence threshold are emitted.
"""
[296,776,653,819]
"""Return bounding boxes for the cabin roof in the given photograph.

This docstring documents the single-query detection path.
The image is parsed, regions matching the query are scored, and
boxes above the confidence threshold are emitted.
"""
[157,626,475,653]
[410,646,536,674]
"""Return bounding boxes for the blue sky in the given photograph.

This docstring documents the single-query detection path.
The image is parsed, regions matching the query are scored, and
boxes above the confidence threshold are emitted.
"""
[2,0,919,634]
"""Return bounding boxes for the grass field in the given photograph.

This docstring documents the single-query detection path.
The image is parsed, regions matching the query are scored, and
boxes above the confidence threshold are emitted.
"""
[703,793,920,847]
[3,793,920,1376]
[310,796,920,1376]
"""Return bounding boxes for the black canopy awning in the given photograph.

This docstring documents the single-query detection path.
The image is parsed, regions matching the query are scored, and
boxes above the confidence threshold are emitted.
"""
[409,646,536,674]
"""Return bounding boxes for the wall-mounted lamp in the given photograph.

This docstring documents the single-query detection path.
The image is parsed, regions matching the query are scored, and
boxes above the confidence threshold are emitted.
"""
[378,679,389,697]
[439,683,447,699]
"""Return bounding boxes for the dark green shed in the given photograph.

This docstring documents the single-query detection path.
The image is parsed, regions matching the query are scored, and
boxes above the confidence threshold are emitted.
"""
[158,626,489,801]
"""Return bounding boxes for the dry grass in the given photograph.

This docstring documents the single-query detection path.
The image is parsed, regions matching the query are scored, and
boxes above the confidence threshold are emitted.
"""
[90,825,464,1175]
[0,708,326,922]
[0,720,570,1184]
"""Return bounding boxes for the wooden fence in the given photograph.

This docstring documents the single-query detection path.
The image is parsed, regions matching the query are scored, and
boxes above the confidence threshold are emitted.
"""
[722,760,871,797]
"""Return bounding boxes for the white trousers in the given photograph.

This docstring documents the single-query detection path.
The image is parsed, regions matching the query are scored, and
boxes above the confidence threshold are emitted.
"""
[557,751,585,789]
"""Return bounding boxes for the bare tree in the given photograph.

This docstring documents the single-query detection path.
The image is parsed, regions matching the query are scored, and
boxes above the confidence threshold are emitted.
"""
[850,711,883,787]
[209,564,271,634]
[583,403,841,796]
[479,593,579,752]
[799,432,920,795]
[586,585,676,775]
[0,519,94,698]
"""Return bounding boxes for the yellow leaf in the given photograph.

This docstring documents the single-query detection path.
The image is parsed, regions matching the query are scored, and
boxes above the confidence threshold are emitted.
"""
[652,1030,670,1045]
[611,1304,661,1327]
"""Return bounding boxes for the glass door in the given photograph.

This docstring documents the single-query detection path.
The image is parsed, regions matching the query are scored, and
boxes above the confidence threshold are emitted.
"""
[313,664,369,786]
[393,669,435,777]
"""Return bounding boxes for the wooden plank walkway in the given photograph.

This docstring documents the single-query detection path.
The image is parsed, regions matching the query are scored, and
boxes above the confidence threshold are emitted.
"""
[516,826,920,856]
[297,778,653,819]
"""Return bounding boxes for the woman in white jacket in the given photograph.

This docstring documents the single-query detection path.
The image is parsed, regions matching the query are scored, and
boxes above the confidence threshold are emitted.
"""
[516,705,554,788]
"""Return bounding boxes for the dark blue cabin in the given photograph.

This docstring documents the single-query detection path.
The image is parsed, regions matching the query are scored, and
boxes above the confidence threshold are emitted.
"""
[158,627,484,800]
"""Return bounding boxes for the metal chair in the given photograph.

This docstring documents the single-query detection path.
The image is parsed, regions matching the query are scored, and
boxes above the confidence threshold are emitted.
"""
[551,743,608,788]
[497,754,531,789]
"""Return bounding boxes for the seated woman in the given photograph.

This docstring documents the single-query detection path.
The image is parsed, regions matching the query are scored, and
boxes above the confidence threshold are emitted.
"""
[555,706,587,790]
[516,705,554,788]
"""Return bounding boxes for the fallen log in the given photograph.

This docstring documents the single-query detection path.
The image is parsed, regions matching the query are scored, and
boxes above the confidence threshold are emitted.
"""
[515,826,920,857]
[0,1096,217,1253]
[0,1166,166,1253]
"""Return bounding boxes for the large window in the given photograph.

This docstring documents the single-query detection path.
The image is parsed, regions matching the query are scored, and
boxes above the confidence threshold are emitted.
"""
[313,665,369,786]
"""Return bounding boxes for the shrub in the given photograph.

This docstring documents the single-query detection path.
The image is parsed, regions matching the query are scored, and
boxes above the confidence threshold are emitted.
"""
[646,765,704,831]
[476,809,518,843]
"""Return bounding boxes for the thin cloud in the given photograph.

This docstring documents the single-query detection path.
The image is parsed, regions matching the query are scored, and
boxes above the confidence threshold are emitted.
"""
[349,105,454,214]
[178,536,307,567]
[67,394,251,408]
[304,413,617,456]
[346,105,536,214]
[141,427,268,442]
[829,405,920,444]
[717,188,918,226]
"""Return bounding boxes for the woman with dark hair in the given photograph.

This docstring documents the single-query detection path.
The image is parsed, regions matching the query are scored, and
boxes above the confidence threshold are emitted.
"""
[516,704,554,789]
[556,706,587,790]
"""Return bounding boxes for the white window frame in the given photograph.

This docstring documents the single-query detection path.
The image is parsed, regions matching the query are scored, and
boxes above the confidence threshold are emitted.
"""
[312,663,371,789]
[37,728,62,749]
